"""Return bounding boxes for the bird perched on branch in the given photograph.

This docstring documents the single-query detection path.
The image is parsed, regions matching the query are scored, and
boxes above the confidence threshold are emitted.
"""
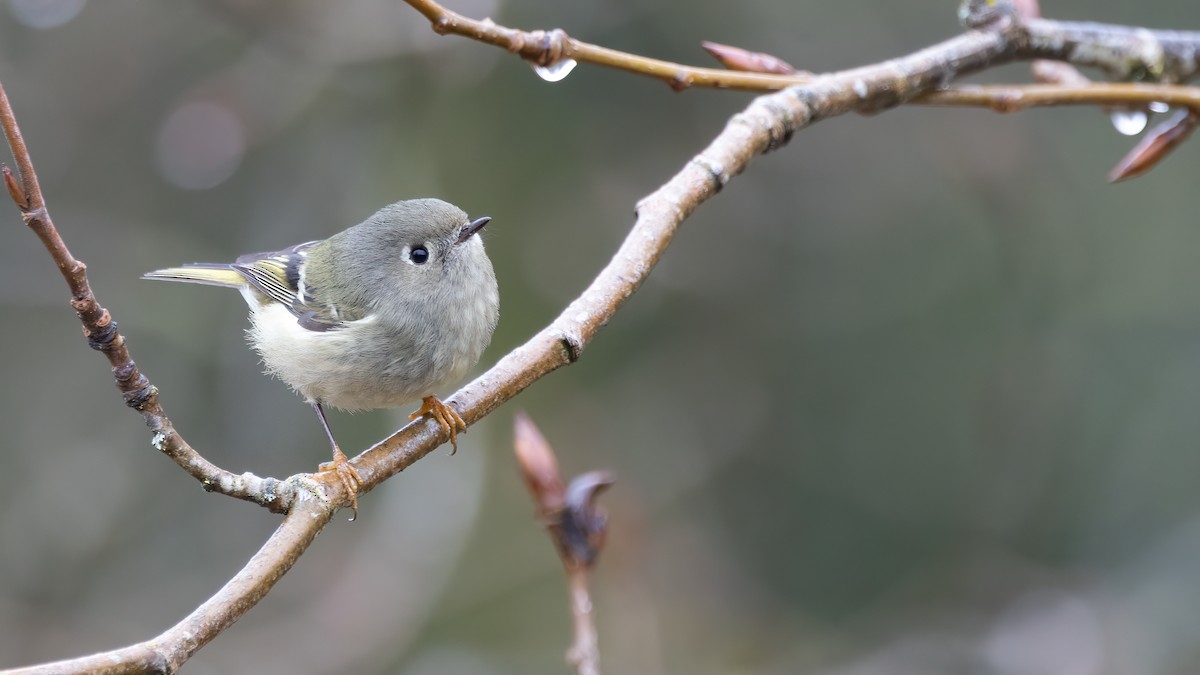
[144,198,500,515]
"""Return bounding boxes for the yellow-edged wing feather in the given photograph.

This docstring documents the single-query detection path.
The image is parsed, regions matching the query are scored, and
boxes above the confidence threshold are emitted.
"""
[141,264,248,288]
[143,241,341,332]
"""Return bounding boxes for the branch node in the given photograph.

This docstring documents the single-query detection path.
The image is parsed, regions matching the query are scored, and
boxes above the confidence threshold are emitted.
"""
[759,100,802,152]
[85,314,120,351]
[545,28,570,64]
[20,204,48,224]
[668,73,692,92]
[506,28,526,54]
[782,86,821,125]
[261,476,283,505]
[287,473,330,508]
[523,28,571,67]
[554,328,585,363]
[123,383,159,411]
[112,360,139,386]
[690,155,729,192]
[114,363,154,407]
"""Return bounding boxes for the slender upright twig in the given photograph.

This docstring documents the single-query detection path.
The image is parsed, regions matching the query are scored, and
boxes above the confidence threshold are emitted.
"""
[514,413,613,675]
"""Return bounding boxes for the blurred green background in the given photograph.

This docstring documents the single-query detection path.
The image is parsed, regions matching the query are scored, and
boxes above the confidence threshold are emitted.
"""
[3,1,1200,673]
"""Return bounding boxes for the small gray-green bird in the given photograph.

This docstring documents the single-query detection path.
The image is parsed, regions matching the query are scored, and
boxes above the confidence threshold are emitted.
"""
[144,198,499,513]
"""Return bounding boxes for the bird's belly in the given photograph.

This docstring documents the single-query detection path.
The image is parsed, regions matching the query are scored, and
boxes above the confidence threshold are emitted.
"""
[246,303,464,411]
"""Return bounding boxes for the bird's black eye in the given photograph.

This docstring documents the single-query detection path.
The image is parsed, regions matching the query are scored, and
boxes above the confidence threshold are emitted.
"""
[410,246,429,264]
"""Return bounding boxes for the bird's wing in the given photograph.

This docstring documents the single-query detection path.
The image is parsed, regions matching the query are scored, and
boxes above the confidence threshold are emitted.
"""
[232,242,343,332]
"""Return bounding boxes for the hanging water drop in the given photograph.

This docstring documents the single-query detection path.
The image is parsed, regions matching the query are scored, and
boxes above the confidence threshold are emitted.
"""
[533,58,578,83]
[1148,101,1170,113]
[1111,109,1147,136]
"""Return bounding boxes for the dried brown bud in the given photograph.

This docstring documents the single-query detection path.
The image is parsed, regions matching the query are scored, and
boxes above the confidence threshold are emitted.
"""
[3,164,29,210]
[513,411,565,514]
[513,413,616,569]
[561,470,616,568]
[700,41,798,76]
[1109,108,1198,183]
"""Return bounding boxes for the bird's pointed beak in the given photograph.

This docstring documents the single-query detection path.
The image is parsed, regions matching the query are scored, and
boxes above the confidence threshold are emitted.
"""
[456,216,492,244]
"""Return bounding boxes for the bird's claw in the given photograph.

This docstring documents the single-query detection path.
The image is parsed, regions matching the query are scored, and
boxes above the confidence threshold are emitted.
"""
[318,445,362,519]
[410,395,467,453]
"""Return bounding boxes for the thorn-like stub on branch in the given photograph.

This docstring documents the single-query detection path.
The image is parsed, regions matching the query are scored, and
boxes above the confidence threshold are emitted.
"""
[561,470,616,568]
[700,41,799,76]
[958,0,1017,30]
[514,411,566,515]
[2,163,28,210]
[668,73,692,92]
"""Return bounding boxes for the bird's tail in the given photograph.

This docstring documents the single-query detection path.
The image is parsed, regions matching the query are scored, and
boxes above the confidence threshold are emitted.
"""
[142,263,247,288]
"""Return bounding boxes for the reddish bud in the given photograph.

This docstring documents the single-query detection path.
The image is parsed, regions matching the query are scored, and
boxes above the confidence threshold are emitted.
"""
[514,411,565,514]
[701,41,799,75]
[3,164,28,210]
[1109,108,1199,183]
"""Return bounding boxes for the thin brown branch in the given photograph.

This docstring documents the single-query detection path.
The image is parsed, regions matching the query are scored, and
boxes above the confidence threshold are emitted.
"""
[10,495,332,674]
[567,567,601,675]
[0,82,294,513]
[917,82,1200,111]
[404,0,808,91]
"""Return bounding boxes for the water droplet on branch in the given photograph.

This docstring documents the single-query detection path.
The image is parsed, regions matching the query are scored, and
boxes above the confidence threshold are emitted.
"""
[1148,101,1170,113]
[1111,109,1147,136]
[532,59,578,83]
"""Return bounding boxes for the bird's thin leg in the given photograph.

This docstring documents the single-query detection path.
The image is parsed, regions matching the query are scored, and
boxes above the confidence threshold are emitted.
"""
[313,401,362,518]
